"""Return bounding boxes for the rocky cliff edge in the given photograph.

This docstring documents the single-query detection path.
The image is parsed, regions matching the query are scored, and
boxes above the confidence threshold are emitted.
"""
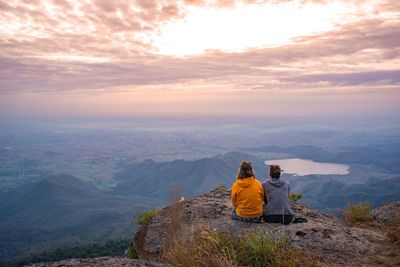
[132,188,399,266]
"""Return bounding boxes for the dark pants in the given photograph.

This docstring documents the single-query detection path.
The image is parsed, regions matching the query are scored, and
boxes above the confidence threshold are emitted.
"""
[231,209,263,223]
[263,215,294,225]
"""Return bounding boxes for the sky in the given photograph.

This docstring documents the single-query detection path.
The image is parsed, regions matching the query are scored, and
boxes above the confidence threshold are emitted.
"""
[0,0,399,119]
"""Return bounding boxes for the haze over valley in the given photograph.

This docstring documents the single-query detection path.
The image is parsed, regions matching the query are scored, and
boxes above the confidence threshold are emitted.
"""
[1,117,399,264]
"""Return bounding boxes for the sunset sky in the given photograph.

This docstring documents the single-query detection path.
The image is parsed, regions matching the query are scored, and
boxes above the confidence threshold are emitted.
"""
[0,0,399,119]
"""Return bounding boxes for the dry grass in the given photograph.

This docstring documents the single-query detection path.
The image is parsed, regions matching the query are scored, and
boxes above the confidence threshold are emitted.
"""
[342,203,373,225]
[165,226,236,267]
[163,185,186,261]
[386,216,400,246]
[164,227,319,267]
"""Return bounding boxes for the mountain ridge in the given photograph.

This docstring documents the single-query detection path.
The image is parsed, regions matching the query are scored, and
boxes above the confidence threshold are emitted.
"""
[0,174,161,262]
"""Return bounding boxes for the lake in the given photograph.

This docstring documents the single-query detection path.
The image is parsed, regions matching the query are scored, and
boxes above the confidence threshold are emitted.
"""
[265,158,349,176]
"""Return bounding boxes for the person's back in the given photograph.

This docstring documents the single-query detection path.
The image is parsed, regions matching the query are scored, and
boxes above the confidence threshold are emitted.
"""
[262,165,294,224]
[231,161,263,223]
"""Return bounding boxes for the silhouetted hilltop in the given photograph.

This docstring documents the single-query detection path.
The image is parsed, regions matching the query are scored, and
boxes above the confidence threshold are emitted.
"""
[2,174,101,218]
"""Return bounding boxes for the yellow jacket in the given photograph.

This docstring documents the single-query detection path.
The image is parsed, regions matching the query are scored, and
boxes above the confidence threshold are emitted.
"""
[231,176,263,217]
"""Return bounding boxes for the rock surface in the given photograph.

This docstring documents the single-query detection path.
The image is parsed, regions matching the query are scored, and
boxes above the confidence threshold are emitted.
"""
[134,188,393,265]
[372,201,400,224]
[27,257,171,267]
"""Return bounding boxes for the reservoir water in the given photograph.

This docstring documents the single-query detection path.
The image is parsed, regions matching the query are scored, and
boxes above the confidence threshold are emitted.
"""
[265,158,349,176]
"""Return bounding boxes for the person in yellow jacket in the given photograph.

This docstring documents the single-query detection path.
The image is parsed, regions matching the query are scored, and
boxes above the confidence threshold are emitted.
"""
[231,161,263,223]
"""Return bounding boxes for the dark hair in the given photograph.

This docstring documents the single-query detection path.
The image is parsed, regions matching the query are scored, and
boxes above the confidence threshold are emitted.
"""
[236,161,255,179]
[269,165,281,179]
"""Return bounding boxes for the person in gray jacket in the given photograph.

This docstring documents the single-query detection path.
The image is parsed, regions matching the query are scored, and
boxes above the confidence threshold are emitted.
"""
[262,165,294,224]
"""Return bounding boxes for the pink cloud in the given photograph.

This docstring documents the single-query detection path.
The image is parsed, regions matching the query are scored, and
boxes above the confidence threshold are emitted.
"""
[183,0,206,6]
[0,0,399,95]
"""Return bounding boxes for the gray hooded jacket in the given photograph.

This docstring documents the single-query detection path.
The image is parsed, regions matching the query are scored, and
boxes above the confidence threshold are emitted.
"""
[262,178,294,216]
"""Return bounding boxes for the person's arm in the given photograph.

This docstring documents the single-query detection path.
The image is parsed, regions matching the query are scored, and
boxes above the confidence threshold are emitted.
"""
[288,183,291,197]
[231,184,237,208]
[262,183,268,206]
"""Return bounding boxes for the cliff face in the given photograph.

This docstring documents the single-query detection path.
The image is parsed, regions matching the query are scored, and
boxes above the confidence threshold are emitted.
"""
[133,188,399,266]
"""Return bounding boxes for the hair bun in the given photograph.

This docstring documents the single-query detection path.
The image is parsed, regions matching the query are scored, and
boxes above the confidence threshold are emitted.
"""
[241,161,251,167]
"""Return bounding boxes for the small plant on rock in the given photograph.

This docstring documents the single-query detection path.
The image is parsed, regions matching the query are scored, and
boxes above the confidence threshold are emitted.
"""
[134,208,161,226]
[289,192,303,202]
[216,184,227,190]
[342,202,373,224]
[127,242,139,259]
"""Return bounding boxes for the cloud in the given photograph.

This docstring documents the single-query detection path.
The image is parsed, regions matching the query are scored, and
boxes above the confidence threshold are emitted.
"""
[0,0,399,95]
[0,0,184,57]
[376,0,400,12]
[282,70,400,86]
[203,18,400,68]
[0,55,255,92]
[249,70,400,91]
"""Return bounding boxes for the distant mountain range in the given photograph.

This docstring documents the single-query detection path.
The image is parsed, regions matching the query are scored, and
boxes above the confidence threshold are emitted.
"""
[245,142,400,173]
[113,151,266,200]
[1,150,399,263]
[287,175,400,212]
[0,174,160,261]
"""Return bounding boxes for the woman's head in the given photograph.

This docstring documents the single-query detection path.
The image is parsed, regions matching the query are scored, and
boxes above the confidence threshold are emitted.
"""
[269,165,281,179]
[236,161,255,179]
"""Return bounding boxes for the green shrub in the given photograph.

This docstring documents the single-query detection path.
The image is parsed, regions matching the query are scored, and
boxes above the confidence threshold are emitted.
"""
[216,184,227,190]
[135,208,161,226]
[165,227,318,267]
[289,192,303,202]
[127,243,139,259]
[342,203,373,224]
[238,230,283,266]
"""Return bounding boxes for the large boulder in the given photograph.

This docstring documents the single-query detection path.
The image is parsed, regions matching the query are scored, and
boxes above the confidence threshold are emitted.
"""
[372,201,400,224]
[133,188,386,265]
